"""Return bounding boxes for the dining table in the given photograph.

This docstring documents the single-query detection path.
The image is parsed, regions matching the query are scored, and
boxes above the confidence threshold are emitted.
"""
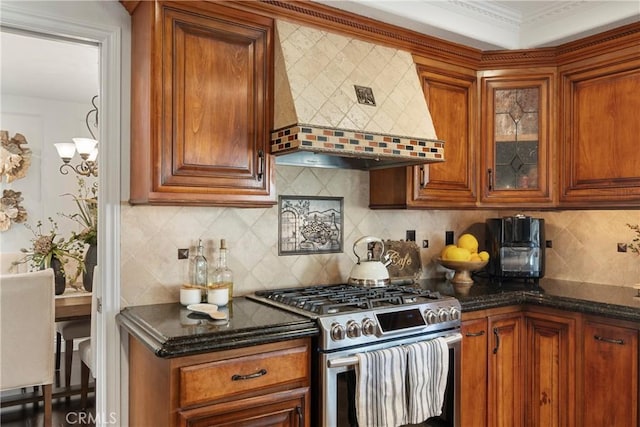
[55,289,91,322]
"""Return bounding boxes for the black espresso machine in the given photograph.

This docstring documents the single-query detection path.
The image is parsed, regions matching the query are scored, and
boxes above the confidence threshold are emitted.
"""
[486,215,545,286]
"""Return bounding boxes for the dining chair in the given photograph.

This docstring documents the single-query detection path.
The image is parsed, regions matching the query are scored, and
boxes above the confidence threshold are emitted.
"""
[78,266,98,409]
[0,269,55,426]
[56,319,90,388]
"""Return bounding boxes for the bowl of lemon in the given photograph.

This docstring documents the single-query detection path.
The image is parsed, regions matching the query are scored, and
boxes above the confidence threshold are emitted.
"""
[434,234,489,295]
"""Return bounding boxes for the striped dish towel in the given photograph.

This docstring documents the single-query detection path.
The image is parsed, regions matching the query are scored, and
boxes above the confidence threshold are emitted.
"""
[405,337,449,424]
[355,346,408,427]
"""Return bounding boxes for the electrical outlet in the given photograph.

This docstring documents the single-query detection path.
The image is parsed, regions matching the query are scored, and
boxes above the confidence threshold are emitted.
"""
[445,231,454,245]
[406,230,416,241]
[178,248,189,259]
[422,240,429,248]
[617,243,628,253]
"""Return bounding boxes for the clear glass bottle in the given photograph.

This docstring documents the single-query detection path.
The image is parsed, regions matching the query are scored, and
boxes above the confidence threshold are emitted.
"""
[193,239,208,300]
[214,239,233,300]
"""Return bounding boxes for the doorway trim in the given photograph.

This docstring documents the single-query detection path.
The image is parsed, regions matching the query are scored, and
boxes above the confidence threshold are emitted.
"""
[0,3,123,424]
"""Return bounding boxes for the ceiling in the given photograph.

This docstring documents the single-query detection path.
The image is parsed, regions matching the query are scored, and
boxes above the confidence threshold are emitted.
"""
[0,29,99,104]
[315,0,640,50]
[0,1,637,103]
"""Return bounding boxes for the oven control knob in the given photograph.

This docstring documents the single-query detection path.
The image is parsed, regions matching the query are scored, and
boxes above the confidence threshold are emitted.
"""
[449,307,460,321]
[330,322,346,341]
[425,309,438,324]
[346,320,362,338]
[362,318,376,336]
[438,308,449,322]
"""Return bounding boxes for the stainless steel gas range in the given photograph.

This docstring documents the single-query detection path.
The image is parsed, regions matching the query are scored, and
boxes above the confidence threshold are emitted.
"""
[249,284,462,427]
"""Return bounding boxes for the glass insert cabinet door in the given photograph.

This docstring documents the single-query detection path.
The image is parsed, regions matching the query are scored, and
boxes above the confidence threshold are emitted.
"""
[494,87,539,190]
[480,72,554,205]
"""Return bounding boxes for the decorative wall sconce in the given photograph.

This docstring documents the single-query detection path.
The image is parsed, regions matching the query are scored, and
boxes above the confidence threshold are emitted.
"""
[55,95,98,177]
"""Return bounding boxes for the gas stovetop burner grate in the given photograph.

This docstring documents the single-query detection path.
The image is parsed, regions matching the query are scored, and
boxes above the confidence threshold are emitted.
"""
[253,284,444,315]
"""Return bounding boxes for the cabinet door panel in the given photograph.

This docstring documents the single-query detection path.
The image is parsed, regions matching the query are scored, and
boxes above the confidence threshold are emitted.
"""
[179,390,307,427]
[175,25,251,174]
[461,318,488,427]
[488,313,523,427]
[525,313,575,427]
[560,62,640,206]
[161,7,266,189]
[582,320,638,427]
[130,2,275,206]
[479,70,555,207]
[412,66,477,206]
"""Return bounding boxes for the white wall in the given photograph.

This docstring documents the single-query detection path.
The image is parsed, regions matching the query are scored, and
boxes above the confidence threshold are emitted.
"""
[1,95,98,258]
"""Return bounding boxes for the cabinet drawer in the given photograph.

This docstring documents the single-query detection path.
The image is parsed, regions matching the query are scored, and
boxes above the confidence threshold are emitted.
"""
[180,345,308,407]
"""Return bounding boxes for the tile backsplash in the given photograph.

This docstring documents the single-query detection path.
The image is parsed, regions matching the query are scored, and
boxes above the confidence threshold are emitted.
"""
[121,166,640,307]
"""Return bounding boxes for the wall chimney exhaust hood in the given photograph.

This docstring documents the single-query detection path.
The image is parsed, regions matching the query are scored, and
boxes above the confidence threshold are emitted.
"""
[271,20,445,170]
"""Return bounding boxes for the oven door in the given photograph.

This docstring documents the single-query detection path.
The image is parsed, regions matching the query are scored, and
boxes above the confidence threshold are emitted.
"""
[320,332,461,427]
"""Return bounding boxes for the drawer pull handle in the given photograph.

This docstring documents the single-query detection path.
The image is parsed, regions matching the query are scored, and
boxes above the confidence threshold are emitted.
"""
[257,150,264,181]
[231,368,267,381]
[492,327,500,354]
[466,330,485,337]
[594,335,625,345]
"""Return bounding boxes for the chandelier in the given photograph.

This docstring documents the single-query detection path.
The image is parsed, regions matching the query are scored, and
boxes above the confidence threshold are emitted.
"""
[54,95,98,177]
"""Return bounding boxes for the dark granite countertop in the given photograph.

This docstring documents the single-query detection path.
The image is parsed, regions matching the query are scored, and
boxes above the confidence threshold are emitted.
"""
[118,279,639,359]
[416,277,640,323]
[116,297,318,358]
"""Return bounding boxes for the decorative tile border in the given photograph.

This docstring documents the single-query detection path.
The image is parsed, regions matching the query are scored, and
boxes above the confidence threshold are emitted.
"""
[271,125,444,161]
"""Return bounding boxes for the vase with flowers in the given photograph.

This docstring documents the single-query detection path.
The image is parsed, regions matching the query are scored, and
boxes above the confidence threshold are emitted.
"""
[13,217,84,294]
[61,177,97,291]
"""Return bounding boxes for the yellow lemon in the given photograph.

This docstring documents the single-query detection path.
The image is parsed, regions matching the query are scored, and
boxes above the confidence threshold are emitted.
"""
[440,244,457,259]
[457,234,479,254]
[478,251,490,261]
[470,253,482,262]
[446,247,471,261]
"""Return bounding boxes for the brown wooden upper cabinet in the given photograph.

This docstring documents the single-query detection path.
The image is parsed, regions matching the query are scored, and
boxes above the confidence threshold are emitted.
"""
[371,24,639,210]
[478,69,556,208]
[128,1,275,207]
[558,55,640,207]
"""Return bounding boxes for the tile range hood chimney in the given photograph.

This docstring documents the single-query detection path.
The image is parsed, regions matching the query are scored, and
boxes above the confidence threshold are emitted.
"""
[271,20,445,170]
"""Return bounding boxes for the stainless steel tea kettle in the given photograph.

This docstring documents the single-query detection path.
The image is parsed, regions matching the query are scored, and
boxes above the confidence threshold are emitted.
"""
[347,236,391,287]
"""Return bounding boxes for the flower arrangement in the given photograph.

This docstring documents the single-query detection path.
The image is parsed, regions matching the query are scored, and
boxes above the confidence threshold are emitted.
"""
[61,177,97,246]
[13,217,85,283]
[0,130,32,183]
[627,223,640,256]
[0,189,27,231]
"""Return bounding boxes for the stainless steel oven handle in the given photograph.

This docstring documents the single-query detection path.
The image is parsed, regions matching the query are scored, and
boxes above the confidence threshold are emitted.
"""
[327,332,462,369]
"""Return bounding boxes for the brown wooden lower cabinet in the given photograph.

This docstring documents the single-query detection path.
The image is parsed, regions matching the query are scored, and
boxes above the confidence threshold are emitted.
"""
[461,317,489,427]
[462,306,638,427]
[461,306,524,427]
[488,311,524,427]
[525,308,577,427]
[128,337,311,427]
[580,316,638,427]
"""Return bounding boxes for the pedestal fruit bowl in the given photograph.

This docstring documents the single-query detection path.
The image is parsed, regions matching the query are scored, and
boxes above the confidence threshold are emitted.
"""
[434,257,488,295]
